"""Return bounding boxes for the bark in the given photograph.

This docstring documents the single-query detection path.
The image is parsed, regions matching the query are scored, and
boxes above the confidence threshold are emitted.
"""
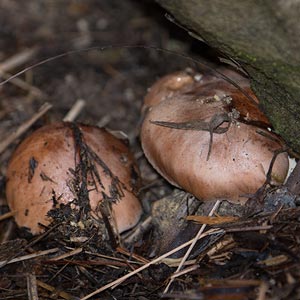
[157,0,300,152]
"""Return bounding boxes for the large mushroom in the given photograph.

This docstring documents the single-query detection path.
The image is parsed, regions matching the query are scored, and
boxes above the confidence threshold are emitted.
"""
[141,69,289,204]
[6,122,142,235]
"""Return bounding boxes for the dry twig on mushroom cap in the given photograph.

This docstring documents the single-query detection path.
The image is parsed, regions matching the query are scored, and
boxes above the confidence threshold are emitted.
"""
[5,122,143,240]
[141,68,289,204]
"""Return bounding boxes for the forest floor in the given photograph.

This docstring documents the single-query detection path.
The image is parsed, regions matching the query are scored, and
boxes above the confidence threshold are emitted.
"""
[0,1,299,300]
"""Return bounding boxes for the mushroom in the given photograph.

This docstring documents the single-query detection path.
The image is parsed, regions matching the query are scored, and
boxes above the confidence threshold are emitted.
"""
[141,69,289,203]
[6,122,142,235]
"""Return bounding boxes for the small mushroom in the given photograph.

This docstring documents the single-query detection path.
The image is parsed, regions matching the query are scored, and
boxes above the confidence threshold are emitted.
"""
[6,122,142,235]
[141,69,289,204]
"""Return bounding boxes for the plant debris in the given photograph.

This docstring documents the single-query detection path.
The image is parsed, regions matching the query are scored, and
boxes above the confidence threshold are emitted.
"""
[1,1,300,300]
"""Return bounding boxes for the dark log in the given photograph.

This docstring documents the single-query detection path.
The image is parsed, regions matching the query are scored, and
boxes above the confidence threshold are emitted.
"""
[157,0,300,151]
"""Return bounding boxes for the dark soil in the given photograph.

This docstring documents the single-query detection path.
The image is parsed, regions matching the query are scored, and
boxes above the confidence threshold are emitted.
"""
[0,1,300,300]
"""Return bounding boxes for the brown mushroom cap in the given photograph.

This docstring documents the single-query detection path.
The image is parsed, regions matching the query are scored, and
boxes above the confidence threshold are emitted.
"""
[6,122,142,234]
[141,70,289,203]
[143,71,195,112]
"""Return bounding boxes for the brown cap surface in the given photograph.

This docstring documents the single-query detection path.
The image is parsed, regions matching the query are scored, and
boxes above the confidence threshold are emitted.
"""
[141,70,289,203]
[6,122,142,234]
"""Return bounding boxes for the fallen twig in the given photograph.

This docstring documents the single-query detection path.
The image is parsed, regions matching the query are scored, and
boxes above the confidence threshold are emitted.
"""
[163,200,221,293]
[49,247,83,261]
[0,247,59,268]
[0,47,38,73]
[80,227,223,300]
[37,279,78,300]
[0,210,16,221]
[27,273,39,300]
[0,102,52,154]
[63,99,86,122]
[0,71,45,97]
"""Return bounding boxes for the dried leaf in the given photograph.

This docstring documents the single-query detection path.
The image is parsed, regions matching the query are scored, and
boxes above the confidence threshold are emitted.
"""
[187,215,239,224]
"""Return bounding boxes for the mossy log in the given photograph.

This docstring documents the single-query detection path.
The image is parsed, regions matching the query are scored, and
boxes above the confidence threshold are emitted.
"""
[157,0,300,152]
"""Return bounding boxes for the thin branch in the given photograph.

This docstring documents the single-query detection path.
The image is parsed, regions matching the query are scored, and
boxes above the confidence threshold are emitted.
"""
[80,228,223,300]
[225,225,273,233]
[163,200,221,293]
[0,102,52,154]
[49,247,83,261]
[0,47,38,73]
[0,71,45,97]
[0,210,16,221]
[27,273,39,300]
[63,99,86,122]
[169,264,199,280]
[37,280,78,300]
[0,248,59,268]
